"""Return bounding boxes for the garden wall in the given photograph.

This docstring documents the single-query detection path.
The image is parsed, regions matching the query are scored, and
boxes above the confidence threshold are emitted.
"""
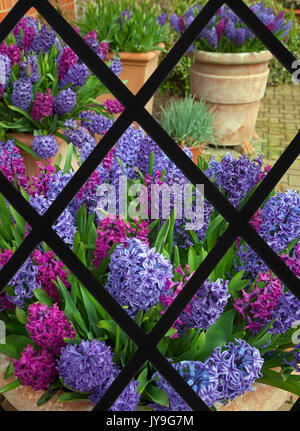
[0,0,75,22]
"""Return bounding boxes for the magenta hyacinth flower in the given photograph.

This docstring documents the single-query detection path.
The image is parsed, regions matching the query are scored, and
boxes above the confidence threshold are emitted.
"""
[26,302,76,355]
[31,89,53,122]
[13,345,57,391]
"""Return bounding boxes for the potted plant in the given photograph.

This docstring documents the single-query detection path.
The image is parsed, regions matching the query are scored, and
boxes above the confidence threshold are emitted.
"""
[282,1,300,23]
[0,123,299,410]
[75,0,171,114]
[0,17,116,177]
[158,95,216,163]
[170,2,292,155]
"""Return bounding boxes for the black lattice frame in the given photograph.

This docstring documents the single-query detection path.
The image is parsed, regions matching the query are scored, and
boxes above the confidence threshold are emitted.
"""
[0,0,299,412]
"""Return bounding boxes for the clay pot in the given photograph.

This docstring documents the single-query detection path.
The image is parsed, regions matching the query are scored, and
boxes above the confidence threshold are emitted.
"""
[189,50,273,147]
[0,353,93,411]
[0,352,292,411]
[9,132,77,178]
[216,382,292,411]
[188,144,206,164]
[97,44,165,115]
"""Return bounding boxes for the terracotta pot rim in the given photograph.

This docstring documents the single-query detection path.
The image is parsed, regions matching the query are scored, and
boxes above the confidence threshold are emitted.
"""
[106,42,165,61]
[191,49,273,65]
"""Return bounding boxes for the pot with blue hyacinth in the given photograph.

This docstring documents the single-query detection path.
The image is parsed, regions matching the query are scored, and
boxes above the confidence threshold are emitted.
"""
[170,3,292,154]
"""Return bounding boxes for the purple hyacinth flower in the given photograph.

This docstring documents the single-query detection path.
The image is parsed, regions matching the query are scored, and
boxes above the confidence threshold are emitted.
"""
[57,339,114,393]
[11,78,33,112]
[235,28,247,46]
[32,135,58,159]
[59,63,89,89]
[156,12,167,27]
[109,57,122,76]
[119,9,130,27]
[206,27,218,50]
[0,53,11,88]
[224,18,237,40]
[53,88,77,116]
[105,238,174,316]
[20,55,40,83]
[170,14,180,32]
[32,24,56,54]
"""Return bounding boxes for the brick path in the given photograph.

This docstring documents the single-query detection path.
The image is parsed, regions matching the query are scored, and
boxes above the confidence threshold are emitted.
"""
[255,84,300,193]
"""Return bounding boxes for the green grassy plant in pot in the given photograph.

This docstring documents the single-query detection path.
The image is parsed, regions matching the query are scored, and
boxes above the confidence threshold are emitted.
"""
[170,2,292,155]
[159,95,216,164]
[76,0,171,114]
[0,17,114,177]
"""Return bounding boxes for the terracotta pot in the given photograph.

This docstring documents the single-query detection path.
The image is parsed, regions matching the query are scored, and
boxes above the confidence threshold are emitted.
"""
[0,352,293,412]
[9,132,77,178]
[189,144,206,164]
[189,50,273,147]
[293,9,300,23]
[0,354,93,411]
[216,382,292,411]
[97,44,165,116]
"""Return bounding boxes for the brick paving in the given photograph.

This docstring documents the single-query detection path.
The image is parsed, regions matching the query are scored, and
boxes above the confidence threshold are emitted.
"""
[255,84,300,193]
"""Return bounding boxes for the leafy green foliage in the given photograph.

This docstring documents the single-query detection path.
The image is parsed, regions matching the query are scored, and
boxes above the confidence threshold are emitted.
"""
[159,95,216,147]
[76,0,171,53]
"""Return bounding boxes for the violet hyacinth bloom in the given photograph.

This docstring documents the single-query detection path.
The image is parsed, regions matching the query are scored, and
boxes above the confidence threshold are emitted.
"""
[156,12,167,27]
[235,28,247,46]
[206,27,218,49]
[119,9,131,27]
[152,360,220,410]
[224,18,236,40]
[105,238,174,316]
[11,78,33,112]
[259,189,300,252]
[32,24,56,54]
[26,302,76,355]
[170,14,180,32]
[63,119,95,149]
[160,273,230,336]
[32,135,57,159]
[204,153,265,208]
[13,345,57,391]
[0,53,11,89]
[0,251,40,309]
[0,145,29,191]
[31,89,53,123]
[53,88,77,116]
[57,339,114,393]
[89,365,140,410]
[20,55,40,83]
[29,194,76,245]
[79,111,114,135]
[206,339,264,403]
[59,63,89,89]
[181,279,230,331]
[109,57,122,76]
